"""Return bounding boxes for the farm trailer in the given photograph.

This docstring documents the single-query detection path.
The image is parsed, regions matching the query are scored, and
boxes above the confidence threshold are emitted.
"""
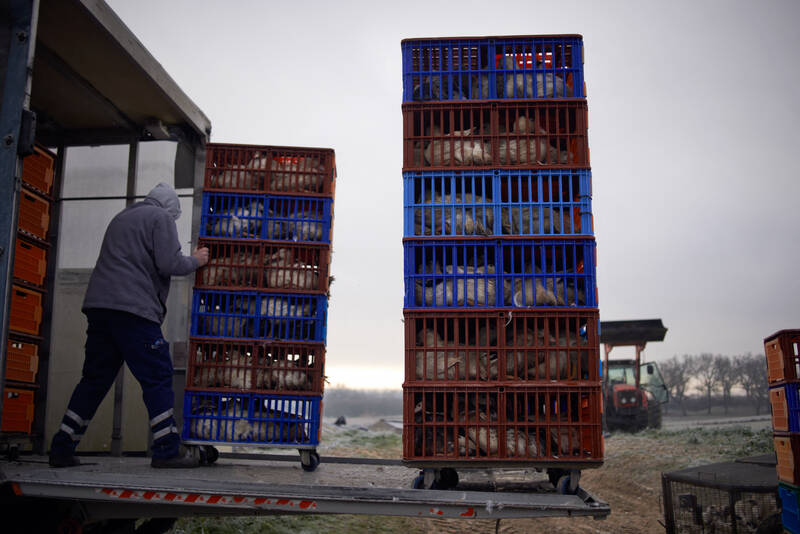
[0,0,609,529]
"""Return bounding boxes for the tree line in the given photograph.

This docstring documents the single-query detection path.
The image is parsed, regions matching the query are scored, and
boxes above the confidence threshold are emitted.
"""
[658,353,769,416]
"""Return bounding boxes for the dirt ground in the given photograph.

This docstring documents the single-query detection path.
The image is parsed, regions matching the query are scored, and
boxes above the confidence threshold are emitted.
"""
[173,422,773,534]
[323,425,772,534]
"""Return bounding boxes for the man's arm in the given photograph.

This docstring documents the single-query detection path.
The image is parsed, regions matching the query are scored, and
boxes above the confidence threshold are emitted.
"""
[152,213,207,276]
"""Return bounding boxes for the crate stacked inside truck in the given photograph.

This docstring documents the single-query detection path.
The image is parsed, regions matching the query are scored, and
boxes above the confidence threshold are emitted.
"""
[401,35,602,488]
[182,143,336,470]
[766,329,800,532]
[2,146,56,435]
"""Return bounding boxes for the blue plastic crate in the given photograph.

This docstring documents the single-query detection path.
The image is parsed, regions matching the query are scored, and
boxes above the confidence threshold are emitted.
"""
[403,169,592,237]
[201,192,265,239]
[404,170,494,237]
[500,239,596,308]
[404,239,596,308]
[200,192,333,243]
[191,289,328,342]
[770,382,800,432]
[265,195,333,243]
[182,390,320,447]
[402,36,584,102]
[780,483,800,533]
[405,240,500,308]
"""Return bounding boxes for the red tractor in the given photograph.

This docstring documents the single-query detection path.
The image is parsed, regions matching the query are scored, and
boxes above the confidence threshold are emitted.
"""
[601,320,669,431]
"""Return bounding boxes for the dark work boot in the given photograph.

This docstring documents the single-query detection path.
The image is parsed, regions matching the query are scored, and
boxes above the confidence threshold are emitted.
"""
[151,446,200,469]
[49,453,81,468]
[49,430,81,468]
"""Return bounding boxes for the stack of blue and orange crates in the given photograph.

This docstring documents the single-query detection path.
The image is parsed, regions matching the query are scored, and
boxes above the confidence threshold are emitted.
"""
[400,35,603,488]
[182,144,336,470]
[767,330,800,531]
[2,146,56,437]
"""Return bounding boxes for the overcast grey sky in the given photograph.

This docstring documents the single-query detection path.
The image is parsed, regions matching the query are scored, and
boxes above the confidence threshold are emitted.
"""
[103,0,800,389]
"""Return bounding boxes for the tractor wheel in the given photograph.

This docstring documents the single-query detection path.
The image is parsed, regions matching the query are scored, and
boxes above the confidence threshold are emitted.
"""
[648,403,662,429]
[634,409,649,431]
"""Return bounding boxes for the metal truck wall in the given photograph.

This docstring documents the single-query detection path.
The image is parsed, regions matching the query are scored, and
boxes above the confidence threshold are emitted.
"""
[42,143,196,453]
[44,269,194,452]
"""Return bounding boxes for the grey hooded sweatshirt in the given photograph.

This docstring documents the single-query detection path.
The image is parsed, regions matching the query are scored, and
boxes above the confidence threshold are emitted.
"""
[82,182,199,324]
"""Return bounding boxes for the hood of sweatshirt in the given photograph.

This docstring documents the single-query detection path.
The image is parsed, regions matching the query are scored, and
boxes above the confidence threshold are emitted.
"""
[145,182,181,220]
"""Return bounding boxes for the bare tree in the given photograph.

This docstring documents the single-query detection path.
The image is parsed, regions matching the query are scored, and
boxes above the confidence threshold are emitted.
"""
[660,355,695,416]
[736,352,769,415]
[694,353,721,415]
[714,355,736,415]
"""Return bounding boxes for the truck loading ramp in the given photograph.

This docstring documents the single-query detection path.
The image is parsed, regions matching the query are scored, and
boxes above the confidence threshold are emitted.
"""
[2,453,609,521]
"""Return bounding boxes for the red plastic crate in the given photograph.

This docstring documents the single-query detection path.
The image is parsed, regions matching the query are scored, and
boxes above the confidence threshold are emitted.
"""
[21,145,55,195]
[775,434,800,484]
[1,387,35,434]
[5,339,39,383]
[765,330,800,383]
[205,143,336,196]
[195,239,263,289]
[17,189,50,240]
[13,237,47,286]
[195,239,331,294]
[402,384,602,464]
[404,309,599,384]
[262,243,330,293]
[187,338,325,395]
[402,101,589,170]
[9,285,43,336]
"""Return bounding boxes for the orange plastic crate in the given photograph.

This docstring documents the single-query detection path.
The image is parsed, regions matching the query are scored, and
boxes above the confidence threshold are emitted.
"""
[17,189,50,240]
[765,330,800,383]
[9,285,43,336]
[187,338,325,395]
[13,238,47,286]
[773,387,790,431]
[1,387,35,434]
[5,339,39,383]
[402,384,602,465]
[775,434,800,484]
[21,145,55,195]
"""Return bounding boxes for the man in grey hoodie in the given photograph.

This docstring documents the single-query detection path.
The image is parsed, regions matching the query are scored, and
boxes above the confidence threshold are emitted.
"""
[49,183,209,468]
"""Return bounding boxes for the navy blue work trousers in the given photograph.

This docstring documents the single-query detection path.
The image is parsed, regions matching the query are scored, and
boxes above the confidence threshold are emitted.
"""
[50,309,180,459]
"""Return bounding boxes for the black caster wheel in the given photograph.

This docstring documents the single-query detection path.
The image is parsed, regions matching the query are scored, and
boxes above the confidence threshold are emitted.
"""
[202,445,219,465]
[547,468,565,487]
[300,450,320,472]
[556,469,581,495]
[439,467,459,489]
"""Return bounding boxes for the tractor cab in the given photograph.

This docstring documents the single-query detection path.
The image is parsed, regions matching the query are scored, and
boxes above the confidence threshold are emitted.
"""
[600,320,669,431]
